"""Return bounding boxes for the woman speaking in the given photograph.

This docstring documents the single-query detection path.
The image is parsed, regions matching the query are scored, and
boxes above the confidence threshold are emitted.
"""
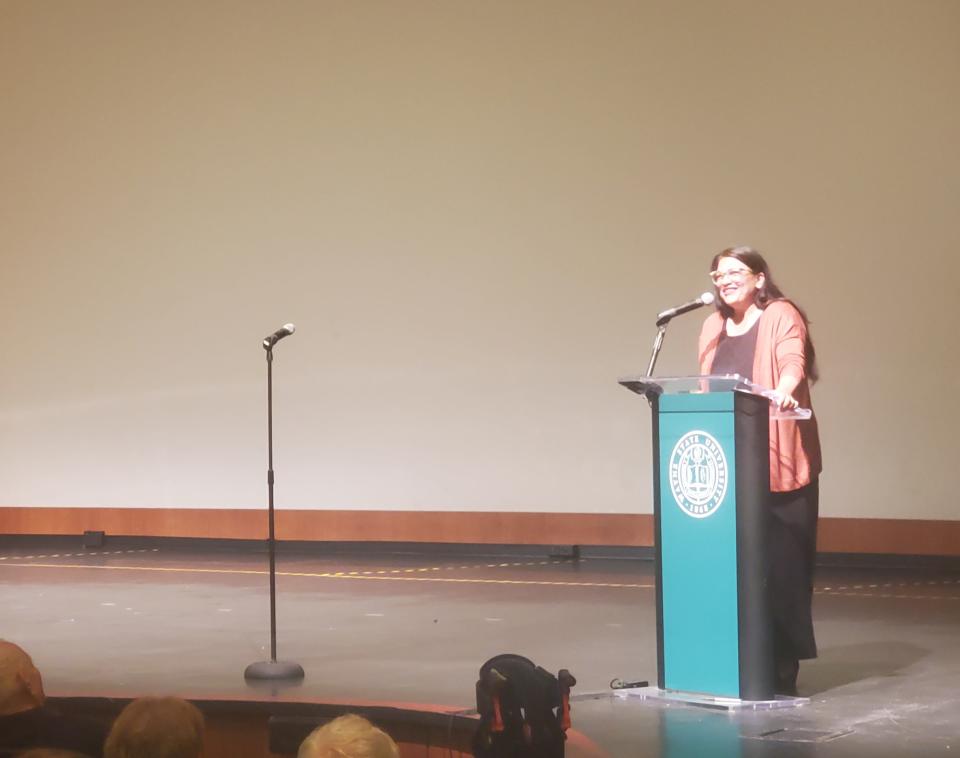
[697,246,823,695]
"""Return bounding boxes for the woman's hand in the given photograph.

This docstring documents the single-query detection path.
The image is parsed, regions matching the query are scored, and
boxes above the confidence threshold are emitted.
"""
[771,390,799,411]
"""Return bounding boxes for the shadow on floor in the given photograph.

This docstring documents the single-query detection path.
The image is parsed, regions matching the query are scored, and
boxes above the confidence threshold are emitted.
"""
[801,641,927,694]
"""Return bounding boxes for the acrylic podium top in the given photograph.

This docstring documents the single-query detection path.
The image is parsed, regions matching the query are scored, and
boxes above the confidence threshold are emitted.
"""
[618,373,812,420]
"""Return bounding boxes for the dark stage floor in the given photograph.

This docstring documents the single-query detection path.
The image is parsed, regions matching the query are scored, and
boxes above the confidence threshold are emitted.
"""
[2,539,959,756]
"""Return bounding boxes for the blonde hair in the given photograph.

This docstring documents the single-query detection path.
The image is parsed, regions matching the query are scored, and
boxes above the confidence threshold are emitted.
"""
[0,640,44,714]
[297,714,400,758]
[104,696,204,758]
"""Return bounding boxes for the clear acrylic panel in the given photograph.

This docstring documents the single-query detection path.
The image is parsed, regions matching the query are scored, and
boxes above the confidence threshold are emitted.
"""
[618,373,812,420]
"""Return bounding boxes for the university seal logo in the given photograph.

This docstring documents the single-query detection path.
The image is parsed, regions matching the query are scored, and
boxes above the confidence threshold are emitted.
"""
[668,431,728,518]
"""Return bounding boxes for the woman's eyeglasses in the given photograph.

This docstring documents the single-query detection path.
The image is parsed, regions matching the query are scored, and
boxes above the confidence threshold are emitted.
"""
[709,268,754,284]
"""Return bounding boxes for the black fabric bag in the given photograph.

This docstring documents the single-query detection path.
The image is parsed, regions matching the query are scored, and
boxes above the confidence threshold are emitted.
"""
[471,654,575,758]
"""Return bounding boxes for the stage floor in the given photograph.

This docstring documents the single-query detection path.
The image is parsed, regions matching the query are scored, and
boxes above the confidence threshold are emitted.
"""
[2,538,958,757]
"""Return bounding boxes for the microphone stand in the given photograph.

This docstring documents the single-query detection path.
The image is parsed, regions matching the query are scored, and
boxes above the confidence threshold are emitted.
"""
[244,341,305,682]
[645,324,668,377]
[645,294,713,380]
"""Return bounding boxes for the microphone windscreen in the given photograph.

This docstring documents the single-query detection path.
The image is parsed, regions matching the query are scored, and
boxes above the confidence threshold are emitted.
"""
[283,323,296,334]
[700,292,716,305]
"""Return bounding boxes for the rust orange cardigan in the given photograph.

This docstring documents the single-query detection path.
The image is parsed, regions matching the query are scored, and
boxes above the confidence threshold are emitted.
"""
[698,300,822,493]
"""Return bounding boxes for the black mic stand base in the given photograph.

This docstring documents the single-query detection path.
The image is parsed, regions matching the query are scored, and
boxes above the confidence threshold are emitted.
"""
[244,660,305,681]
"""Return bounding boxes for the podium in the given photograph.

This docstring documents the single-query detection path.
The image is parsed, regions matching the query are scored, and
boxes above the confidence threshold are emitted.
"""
[619,374,792,702]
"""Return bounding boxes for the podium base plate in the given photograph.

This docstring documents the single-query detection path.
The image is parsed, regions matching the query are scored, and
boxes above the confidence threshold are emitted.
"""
[615,686,809,711]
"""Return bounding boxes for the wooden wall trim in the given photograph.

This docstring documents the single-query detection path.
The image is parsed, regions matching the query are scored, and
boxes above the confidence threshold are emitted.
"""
[1,507,958,555]
[0,507,267,540]
[816,517,960,557]
[0,507,651,545]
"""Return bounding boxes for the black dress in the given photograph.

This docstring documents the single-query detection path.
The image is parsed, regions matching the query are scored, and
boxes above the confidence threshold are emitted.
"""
[711,318,818,692]
[710,318,759,380]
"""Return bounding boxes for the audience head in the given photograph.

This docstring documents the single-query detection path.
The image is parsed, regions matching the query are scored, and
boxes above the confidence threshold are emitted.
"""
[297,714,399,758]
[0,640,45,716]
[103,696,204,758]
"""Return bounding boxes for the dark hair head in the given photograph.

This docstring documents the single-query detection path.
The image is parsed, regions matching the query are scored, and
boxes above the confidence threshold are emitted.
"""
[710,246,785,313]
[710,246,818,383]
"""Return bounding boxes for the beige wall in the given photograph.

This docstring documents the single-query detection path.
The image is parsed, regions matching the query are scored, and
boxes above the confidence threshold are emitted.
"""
[1,1,958,519]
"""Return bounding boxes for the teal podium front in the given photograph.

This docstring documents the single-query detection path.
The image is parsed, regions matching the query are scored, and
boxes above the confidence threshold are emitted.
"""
[620,375,775,701]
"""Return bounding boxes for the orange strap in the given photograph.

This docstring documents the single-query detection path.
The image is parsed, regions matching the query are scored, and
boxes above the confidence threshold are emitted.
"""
[560,692,572,730]
[491,695,504,732]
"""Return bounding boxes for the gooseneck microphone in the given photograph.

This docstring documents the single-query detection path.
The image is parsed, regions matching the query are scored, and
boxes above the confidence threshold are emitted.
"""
[655,292,715,327]
[263,323,296,349]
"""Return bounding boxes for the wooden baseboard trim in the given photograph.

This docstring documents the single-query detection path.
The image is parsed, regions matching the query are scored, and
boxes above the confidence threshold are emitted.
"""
[815,517,960,557]
[0,507,652,546]
[1,507,957,556]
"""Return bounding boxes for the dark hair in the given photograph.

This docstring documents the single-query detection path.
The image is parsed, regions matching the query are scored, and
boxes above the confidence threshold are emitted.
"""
[711,246,818,383]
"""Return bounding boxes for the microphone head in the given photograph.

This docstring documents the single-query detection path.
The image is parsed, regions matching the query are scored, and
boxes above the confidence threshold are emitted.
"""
[283,323,296,335]
[700,292,716,305]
